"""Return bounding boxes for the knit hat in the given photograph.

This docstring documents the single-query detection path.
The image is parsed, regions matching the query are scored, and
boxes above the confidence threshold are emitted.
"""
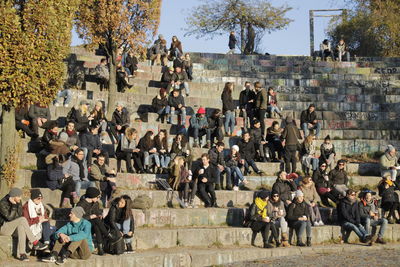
[9,188,23,197]
[258,190,270,199]
[158,34,164,39]
[197,107,206,114]
[232,145,239,152]
[30,189,43,200]
[71,206,85,219]
[295,190,304,198]
[387,145,395,152]
[58,132,68,143]
[86,187,101,198]
[116,101,125,107]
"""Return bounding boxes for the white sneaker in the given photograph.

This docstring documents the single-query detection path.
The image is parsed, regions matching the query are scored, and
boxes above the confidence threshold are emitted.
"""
[242,179,249,185]
[64,104,69,108]
[54,103,60,107]
[233,186,239,191]
[318,220,324,226]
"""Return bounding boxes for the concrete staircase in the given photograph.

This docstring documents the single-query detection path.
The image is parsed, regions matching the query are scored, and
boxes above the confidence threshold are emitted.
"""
[3,49,400,265]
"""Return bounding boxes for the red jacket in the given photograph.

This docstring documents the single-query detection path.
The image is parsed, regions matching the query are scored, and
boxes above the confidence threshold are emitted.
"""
[22,201,49,226]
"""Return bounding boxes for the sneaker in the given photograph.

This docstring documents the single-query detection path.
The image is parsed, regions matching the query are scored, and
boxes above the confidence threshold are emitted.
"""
[42,255,57,263]
[318,220,324,226]
[125,243,135,254]
[64,104,69,108]
[19,254,29,262]
[54,103,60,107]
[233,186,239,191]
[33,241,48,251]
[56,255,67,265]
[242,179,249,185]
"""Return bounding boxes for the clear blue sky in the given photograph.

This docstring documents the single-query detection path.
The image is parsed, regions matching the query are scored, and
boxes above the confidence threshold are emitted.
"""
[72,0,348,55]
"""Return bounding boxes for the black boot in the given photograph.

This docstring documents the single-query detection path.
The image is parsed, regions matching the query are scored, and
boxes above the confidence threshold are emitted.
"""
[251,232,257,246]
[297,239,306,247]
[97,243,105,255]
[306,237,311,247]
[125,243,134,254]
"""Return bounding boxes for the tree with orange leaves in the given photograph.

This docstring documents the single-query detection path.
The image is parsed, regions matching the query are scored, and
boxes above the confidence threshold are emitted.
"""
[75,0,162,116]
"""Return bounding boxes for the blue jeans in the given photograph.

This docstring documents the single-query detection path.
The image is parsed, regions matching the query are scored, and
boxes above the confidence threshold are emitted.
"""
[144,152,160,167]
[342,222,368,239]
[159,154,171,168]
[291,220,312,240]
[224,110,235,135]
[301,122,321,137]
[363,217,388,238]
[192,126,211,144]
[41,221,56,242]
[244,159,260,174]
[53,90,72,106]
[174,82,190,95]
[166,106,186,126]
[75,180,96,197]
[268,106,281,114]
[226,166,244,186]
[116,219,132,244]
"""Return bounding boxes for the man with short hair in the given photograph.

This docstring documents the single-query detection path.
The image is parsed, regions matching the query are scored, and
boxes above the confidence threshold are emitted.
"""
[338,189,371,244]
[197,154,218,207]
[282,116,302,174]
[166,89,186,126]
[110,102,130,141]
[95,58,109,90]
[0,188,48,261]
[300,104,321,137]
[379,145,399,181]
[174,66,190,97]
[42,207,93,264]
[208,142,227,190]
[190,107,210,148]
[271,171,297,208]
[81,126,108,165]
[239,82,256,129]
[161,66,177,92]
[250,119,270,162]
[238,131,263,176]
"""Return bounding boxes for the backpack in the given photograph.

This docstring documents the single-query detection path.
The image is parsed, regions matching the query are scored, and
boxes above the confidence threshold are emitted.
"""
[105,230,125,255]
[132,195,153,210]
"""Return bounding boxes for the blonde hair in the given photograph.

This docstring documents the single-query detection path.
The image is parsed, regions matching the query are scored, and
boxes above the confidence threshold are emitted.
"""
[125,127,137,141]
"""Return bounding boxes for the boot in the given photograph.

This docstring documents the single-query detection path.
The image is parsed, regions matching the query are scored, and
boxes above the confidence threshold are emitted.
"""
[376,237,386,244]
[203,141,211,149]
[97,243,105,256]
[193,142,199,148]
[281,232,290,248]
[214,184,221,190]
[297,238,306,247]
[306,237,312,247]
[251,232,257,246]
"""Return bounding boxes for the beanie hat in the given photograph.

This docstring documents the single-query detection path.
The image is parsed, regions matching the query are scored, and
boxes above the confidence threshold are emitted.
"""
[387,145,395,152]
[9,188,23,197]
[86,187,101,198]
[295,190,304,198]
[258,190,270,199]
[71,206,85,219]
[324,135,331,141]
[197,107,206,114]
[30,189,43,200]
[232,145,239,152]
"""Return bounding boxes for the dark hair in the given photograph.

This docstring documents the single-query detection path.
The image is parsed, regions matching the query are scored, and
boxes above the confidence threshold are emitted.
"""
[174,133,187,146]
[51,154,69,169]
[323,39,329,45]
[47,121,58,130]
[113,195,133,220]
[223,82,233,96]
[89,125,97,132]
[100,58,107,64]
[309,104,315,108]
[155,129,168,151]
[271,121,280,128]
[253,119,260,125]
[67,121,75,126]
[212,109,221,117]
[74,148,84,155]
[254,81,262,89]
[201,153,209,159]
[97,153,106,159]
[142,130,154,149]
[216,141,225,148]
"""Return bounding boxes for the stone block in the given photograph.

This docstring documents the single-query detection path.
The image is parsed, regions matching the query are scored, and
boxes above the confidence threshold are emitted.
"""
[145,209,172,227]
[0,236,12,260]
[135,228,177,249]
[208,208,230,226]
[177,228,217,247]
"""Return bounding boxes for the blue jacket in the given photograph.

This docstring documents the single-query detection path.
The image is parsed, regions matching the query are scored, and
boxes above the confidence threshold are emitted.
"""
[54,219,94,251]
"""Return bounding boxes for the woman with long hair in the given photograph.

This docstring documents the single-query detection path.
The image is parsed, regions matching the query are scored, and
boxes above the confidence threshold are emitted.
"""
[320,135,336,170]
[170,133,192,169]
[155,129,171,173]
[300,135,319,175]
[104,195,135,253]
[67,100,90,133]
[169,156,194,207]
[170,36,183,59]
[89,101,107,132]
[138,130,161,173]
[221,82,236,136]
[116,127,145,173]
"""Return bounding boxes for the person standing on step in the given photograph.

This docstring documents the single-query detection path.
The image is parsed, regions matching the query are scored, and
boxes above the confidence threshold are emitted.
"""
[138,131,161,173]
[169,156,193,207]
[329,159,349,197]
[41,207,93,264]
[281,115,302,174]
[207,109,224,146]
[221,82,236,136]
[250,119,270,162]
[77,187,110,256]
[272,171,297,209]
[208,142,227,190]
[225,145,248,191]
[267,87,283,118]
[287,190,312,247]
[189,107,210,148]
[337,189,371,244]
[300,104,321,138]
[255,81,268,135]
[379,145,399,182]
[154,129,171,174]
[183,53,194,80]
[249,190,279,248]
[197,153,218,207]
[166,89,187,126]
[239,81,256,129]
[299,176,324,226]
[320,135,336,171]
[266,121,284,162]
[116,127,145,174]
[227,31,237,54]
[110,101,130,142]
[95,58,109,90]
[267,192,290,247]
[104,195,135,253]
[151,88,169,123]
[238,131,263,176]
[358,190,387,245]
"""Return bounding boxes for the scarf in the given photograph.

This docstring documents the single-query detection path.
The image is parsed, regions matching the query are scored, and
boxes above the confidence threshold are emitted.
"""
[385,179,394,187]
[385,152,396,162]
[28,199,45,236]
[254,197,268,219]
[322,142,333,150]
[66,130,76,137]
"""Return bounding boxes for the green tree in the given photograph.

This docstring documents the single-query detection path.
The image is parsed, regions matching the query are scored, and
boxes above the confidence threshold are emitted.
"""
[0,0,77,195]
[185,0,292,54]
[75,0,162,116]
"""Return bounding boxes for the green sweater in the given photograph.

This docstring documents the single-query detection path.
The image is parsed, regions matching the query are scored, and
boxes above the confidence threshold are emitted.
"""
[54,219,93,251]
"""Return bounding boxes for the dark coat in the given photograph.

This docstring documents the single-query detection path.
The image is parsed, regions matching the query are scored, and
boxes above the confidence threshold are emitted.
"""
[104,200,134,233]
[0,195,23,228]
[221,91,235,113]
[138,137,155,152]
[28,104,50,120]
[238,139,256,161]
[337,198,361,225]
[255,88,268,110]
[208,116,223,130]
[208,147,225,167]
[152,95,168,111]
[320,144,336,163]
[300,110,317,125]
[239,89,256,109]
[111,108,130,127]
[175,71,188,82]
[250,127,264,144]
[161,71,177,83]
[271,178,296,203]
[76,199,103,221]
[287,200,310,227]
[378,181,400,204]
[197,165,217,184]
[81,132,102,151]
[228,34,237,49]
[281,122,301,146]
[46,164,63,190]
[67,108,89,126]
[168,94,185,109]
[329,167,348,185]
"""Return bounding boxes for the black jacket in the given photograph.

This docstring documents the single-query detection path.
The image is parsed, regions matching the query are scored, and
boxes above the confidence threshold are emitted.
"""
[196,164,217,184]
[221,91,235,113]
[238,139,256,161]
[104,200,134,233]
[0,195,23,228]
[378,181,400,204]
[300,110,317,125]
[239,89,256,109]
[272,178,296,203]
[168,94,185,109]
[208,116,223,130]
[42,130,58,148]
[228,34,237,49]
[161,71,177,83]
[287,201,310,226]
[138,137,155,152]
[81,132,102,151]
[208,147,225,167]
[338,198,361,225]
[281,122,301,146]
[76,199,103,220]
[250,127,264,144]
[152,95,168,111]
[329,167,348,185]
[313,168,331,186]
[67,108,89,126]
[28,104,50,120]
[173,58,184,69]
[320,144,335,163]
[111,108,130,127]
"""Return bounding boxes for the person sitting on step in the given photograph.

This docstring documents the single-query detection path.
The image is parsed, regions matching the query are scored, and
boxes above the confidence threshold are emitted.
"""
[287,190,312,247]
[166,89,186,126]
[377,174,400,224]
[151,88,169,123]
[170,134,193,169]
[300,104,321,138]
[154,129,171,174]
[271,171,297,209]
[138,130,161,174]
[379,145,399,182]
[225,145,248,191]
[189,107,210,148]
[66,100,90,133]
[115,127,145,174]
[80,126,109,166]
[266,121,284,162]
[110,101,130,142]
[238,131,263,176]
[250,119,270,162]
[161,66,177,92]
[59,121,81,153]
[299,176,324,226]
[267,87,282,118]
[196,153,218,207]
[41,207,93,264]
[329,159,349,197]
[320,135,336,171]
[313,163,340,208]
[207,109,224,146]
[267,192,290,247]
[249,190,279,248]
[300,135,319,175]
[28,102,51,136]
